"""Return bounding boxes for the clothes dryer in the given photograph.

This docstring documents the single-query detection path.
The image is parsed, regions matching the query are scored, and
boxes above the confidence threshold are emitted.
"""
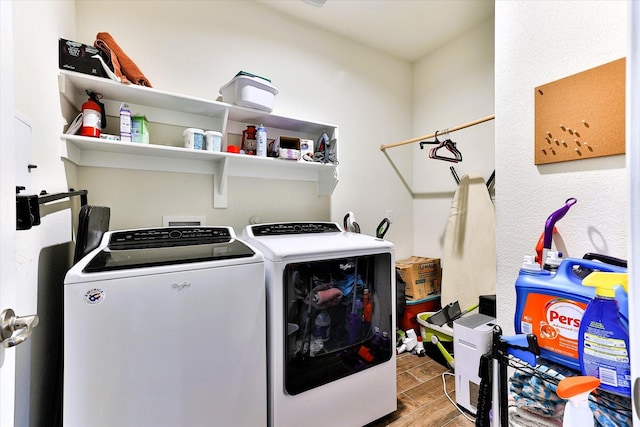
[63,226,266,427]
[243,222,396,427]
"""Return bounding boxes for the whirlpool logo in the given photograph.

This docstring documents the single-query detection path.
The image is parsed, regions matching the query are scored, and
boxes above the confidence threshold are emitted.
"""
[171,281,191,291]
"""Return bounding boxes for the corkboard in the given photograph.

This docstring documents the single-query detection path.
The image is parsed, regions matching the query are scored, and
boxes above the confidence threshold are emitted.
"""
[534,58,625,165]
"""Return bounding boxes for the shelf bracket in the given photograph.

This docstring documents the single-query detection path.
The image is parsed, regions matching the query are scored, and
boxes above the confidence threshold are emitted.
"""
[16,188,88,230]
[317,167,339,196]
[212,157,229,209]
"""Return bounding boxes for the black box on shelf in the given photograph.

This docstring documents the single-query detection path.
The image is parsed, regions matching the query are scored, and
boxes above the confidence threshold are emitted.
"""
[59,38,106,78]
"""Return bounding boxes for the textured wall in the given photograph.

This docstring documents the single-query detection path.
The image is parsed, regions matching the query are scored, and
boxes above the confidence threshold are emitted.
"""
[495,1,628,332]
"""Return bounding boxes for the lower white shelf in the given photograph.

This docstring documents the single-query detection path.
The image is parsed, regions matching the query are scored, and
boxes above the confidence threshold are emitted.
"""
[61,135,338,208]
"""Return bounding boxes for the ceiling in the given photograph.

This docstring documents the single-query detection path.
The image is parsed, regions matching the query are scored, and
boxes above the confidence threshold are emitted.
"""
[258,0,495,63]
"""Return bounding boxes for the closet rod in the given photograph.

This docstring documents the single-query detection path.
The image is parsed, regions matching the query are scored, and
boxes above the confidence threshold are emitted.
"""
[379,114,495,151]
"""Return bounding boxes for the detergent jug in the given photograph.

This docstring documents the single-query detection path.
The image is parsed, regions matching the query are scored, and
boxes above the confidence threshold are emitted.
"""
[514,256,627,370]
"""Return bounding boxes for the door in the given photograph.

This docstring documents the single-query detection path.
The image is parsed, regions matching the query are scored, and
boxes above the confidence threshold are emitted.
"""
[0,1,18,426]
[629,3,640,425]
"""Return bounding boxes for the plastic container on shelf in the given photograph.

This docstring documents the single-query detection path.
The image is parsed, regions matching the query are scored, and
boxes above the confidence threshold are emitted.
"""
[204,130,222,152]
[219,73,279,112]
[183,128,204,150]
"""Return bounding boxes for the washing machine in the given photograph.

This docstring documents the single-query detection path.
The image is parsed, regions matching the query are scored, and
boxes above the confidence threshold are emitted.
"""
[242,222,396,427]
[63,226,267,427]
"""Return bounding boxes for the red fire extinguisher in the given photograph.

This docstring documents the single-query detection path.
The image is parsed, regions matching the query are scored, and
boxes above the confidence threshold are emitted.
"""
[81,90,106,137]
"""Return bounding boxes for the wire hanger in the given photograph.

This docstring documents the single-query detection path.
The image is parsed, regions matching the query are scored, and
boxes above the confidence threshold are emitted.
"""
[430,139,462,163]
[419,130,463,163]
[433,129,462,162]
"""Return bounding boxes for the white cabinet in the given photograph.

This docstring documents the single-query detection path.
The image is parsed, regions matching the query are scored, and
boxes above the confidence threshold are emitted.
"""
[58,71,338,208]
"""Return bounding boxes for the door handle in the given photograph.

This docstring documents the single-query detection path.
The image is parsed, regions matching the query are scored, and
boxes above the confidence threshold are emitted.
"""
[0,308,39,348]
[635,377,640,421]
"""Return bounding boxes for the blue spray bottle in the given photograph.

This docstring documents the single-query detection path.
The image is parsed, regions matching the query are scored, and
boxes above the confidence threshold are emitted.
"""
[578,272,630,396]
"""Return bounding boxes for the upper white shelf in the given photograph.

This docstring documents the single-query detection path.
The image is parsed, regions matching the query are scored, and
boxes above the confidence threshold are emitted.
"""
[59,70,228,118]
[58,71,338,208]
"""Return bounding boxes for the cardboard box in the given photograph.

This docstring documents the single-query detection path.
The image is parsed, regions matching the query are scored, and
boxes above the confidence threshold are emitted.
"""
[278,148,300,160]
[276,136,300,150]
[299,138,314,161]
[131,115,149,144]
[59,38,107,78]
[396,256,441,301]
[275,136,301,160]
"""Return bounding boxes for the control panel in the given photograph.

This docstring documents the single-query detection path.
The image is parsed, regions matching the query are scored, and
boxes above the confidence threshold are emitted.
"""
[250,222,341,236]
[108,227,233,249]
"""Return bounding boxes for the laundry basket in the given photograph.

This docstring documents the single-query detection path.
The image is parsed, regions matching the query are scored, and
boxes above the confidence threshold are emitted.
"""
[417,312,455,368]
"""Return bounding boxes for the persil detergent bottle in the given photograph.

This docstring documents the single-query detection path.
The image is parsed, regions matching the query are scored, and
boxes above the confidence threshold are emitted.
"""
[578,272,630,397]
[514,256,627,371]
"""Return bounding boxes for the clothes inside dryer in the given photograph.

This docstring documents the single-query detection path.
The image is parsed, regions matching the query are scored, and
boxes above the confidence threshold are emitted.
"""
[285,255,393,395]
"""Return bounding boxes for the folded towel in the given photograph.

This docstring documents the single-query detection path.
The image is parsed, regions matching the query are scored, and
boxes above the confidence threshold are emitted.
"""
[509,358,632,427]
[508,402,563,427]
[94,32,152,87]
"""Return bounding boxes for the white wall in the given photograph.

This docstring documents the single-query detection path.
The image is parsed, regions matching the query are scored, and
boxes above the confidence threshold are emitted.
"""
[72,0,415,257]
[495,1,628,332]
[410,16,495,259]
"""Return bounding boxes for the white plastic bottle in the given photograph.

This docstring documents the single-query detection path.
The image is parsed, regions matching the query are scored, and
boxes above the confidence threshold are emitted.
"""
[256,124,267,157]
[556,376,599,427]
[119,102,132,142]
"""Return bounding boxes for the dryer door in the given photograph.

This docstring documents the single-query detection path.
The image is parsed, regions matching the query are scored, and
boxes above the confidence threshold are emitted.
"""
[284,252,394,395]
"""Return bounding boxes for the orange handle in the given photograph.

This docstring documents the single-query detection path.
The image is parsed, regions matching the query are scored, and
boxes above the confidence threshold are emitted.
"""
[556,376,600,399]
[535,227,557,265]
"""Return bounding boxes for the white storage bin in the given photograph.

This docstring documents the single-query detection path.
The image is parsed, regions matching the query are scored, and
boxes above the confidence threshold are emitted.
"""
[219,75,278,112]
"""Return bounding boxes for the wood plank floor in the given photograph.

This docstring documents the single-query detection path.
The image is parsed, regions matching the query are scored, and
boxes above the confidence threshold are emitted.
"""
[365,351,475,427]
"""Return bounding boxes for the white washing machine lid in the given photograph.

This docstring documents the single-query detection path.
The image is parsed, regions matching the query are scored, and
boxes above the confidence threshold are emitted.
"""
[65,226,263,283]
[242,222,393,261]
